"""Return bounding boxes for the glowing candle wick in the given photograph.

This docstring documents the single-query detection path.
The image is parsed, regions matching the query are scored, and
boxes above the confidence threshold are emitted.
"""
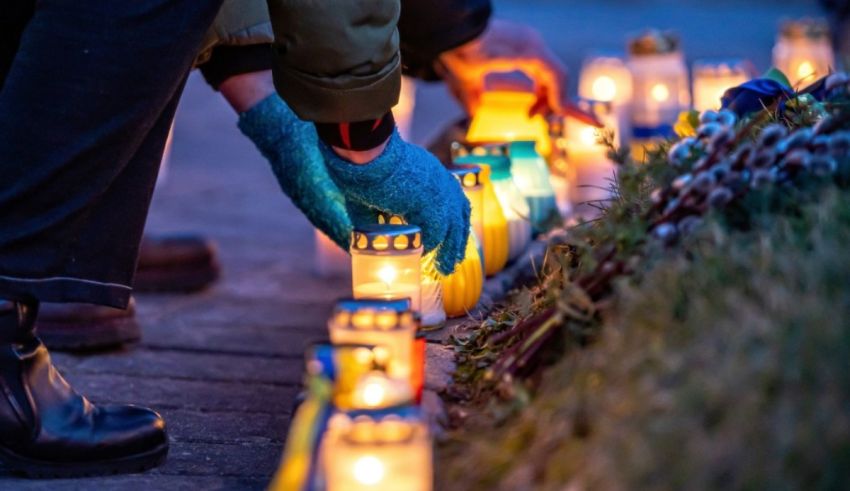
[797,60,815,80]
[353,455,385,485]
[592,76,617,102]
[361,380,387,408]
[579,126,598,146]
[377,265,398,289]
[651,83,670,102]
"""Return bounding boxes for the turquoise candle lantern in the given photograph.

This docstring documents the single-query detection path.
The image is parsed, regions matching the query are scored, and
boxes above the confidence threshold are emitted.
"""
[508,141,558,231]
[454,143,532,261]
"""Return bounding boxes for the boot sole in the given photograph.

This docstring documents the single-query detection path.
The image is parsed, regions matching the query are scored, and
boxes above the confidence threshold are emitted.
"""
[134,262,220,293]
[0,441,168,478]
[37,316,141,352]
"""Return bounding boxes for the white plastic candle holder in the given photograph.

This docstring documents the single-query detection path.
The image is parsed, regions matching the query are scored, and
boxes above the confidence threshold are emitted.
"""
[773,18,835,87]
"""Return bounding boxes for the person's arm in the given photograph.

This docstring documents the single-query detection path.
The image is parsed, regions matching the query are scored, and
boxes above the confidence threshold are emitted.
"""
[398,0,493,81]
[265,0,401,124]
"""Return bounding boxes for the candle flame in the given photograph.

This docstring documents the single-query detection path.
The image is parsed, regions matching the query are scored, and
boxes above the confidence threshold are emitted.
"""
[796,60,815,81]
[353,455,385,485]
[579,126,598,146]
[361,380,387,408]
[592,76,617,102]
[651,83,670,102]
[377,265,398,288]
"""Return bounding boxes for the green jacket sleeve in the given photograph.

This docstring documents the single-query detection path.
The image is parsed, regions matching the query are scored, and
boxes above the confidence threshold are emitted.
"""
[266,0,401,123]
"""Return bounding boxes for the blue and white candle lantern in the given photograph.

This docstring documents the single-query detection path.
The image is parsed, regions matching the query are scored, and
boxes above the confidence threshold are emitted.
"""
[508,141,559,230]
[626,30,690,154]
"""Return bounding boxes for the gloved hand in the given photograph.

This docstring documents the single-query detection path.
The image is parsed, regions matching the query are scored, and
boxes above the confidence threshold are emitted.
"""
[238,94,352,250]
[321,130,471,275]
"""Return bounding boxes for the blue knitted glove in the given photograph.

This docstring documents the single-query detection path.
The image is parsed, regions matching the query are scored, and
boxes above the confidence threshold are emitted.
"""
[238,94,352,250]
[321,130,471,275]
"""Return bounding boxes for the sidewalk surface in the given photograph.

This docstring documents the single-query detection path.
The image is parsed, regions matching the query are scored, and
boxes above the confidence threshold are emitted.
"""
[0,1,819,489]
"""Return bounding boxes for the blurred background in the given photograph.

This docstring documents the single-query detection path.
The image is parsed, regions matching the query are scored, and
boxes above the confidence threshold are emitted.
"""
[412,0,824,143]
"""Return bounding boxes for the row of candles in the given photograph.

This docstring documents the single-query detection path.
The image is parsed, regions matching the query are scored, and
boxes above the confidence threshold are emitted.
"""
[322,18,838,281]
[288,139,565,490]
[289,17,837,490]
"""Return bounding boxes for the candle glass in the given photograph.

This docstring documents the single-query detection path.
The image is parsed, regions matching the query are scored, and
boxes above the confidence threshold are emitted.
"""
[441,166,485,317]
[450,153,509,276]
[692,59,751,112]
[328,298,418,385]
[546,117,575,218]
[508,141,558,231]
[322,411,432,491]
[314,229,351,278]
[773,18,834,87]
[307,342,413,411]
[351,225,423,312]
[376,214,445,328]
[438,232,483,318]
[465,89,552,156]
[564,99,619,212]
[627,30,690,159]
[579,53,634,105]
[578,53,633,147]
[448,165,485,247]
[454,144,531,262]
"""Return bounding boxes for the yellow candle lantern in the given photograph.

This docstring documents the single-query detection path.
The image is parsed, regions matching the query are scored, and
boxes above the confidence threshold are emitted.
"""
[564,99,619,209]
[773,18,835,86]
[376,214,445,328]
[322,410,432,491]
[449,152,509,276]
[579,53,634,105]
[627,30,690,158]
[314,229,351,278]
[454,143,531,262]
[508,141,558,229]
[351,225,423,313]
[465,89,552,156]
[439,165,485,317]
[328,298,418,385]
[449,165,485,244]
[692,59,752,112]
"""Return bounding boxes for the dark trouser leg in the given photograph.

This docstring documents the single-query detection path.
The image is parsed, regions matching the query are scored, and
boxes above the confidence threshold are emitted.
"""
[0,0,224,477]
[0,0,34,91]
[0,0,224,308]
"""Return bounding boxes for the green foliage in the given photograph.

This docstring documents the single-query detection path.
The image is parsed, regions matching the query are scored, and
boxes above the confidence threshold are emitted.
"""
[438,75,850,490]
[439,188,850,491]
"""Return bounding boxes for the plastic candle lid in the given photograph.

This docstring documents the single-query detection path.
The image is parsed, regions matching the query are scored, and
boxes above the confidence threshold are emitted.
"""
[331,298,418,331]
[507,141,539,158]
[628,29,680,56]
[448,165,483,189]
[351,224,422,252]
[692,59,750,78]
[451,142,512,181]
[576,98,614,119]
[780,18,830,41]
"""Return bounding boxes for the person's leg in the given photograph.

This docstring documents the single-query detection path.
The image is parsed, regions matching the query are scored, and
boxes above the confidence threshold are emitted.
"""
[0,0,34,91]
[0,0,224,476]
[0,0,223,308]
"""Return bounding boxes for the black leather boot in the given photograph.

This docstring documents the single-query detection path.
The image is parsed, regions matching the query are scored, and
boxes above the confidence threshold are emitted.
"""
[0,300,168,477]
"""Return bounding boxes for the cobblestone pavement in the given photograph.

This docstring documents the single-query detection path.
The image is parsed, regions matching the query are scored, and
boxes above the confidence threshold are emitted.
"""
[0,1,820,489]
